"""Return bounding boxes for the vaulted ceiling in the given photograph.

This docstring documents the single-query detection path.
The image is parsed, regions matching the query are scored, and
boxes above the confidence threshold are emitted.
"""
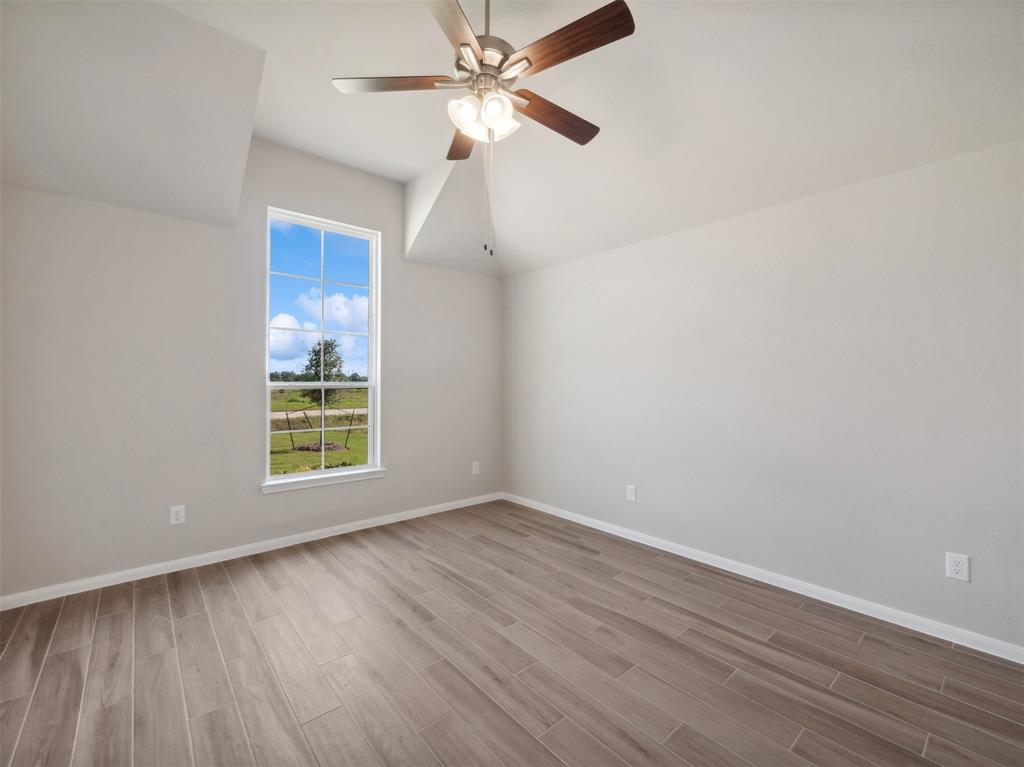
[4,2,1022,273]
[2,1,264,225]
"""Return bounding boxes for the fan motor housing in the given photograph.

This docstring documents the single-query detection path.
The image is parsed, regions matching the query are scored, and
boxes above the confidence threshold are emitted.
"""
[455,34,516,83]
[477,35,515,66]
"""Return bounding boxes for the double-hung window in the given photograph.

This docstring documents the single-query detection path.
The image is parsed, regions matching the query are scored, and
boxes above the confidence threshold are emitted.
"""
[263,208,381,491]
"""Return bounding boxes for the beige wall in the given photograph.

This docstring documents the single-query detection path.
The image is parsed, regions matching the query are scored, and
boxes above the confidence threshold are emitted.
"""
[3,133,1021,649]
[0,138,504,594]
[504,141,1024,645]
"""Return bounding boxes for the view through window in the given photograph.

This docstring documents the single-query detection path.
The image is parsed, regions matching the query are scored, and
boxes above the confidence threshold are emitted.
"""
[266,209,379,478]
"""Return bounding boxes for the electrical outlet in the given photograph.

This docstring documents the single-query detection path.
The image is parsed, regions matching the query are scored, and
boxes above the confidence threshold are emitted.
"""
[625,484,636,502]
[169,505,186,526]
[471,461,480,475]
[945,552,970,582]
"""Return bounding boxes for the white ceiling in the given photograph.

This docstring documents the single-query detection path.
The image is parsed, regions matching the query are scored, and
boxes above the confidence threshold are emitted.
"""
[406,153,505,275]
[168,1,1023,274]
[166,0,467,182]
[489,0,1023,272]
[2,1,264,225]
[4,2,1021,273]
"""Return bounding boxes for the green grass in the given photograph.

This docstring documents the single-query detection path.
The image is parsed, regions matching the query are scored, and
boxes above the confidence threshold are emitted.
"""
[270,388,367,412]
[269,388,369,431]
[269,428,369,475]
[268,389,371,474]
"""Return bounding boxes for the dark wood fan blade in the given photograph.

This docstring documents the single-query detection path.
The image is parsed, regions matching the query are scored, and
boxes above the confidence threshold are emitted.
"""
[447,130,475,161]
[427,0,484,59]
[331,75,453,94]
[504,0,634,77]
[514,90,600,145]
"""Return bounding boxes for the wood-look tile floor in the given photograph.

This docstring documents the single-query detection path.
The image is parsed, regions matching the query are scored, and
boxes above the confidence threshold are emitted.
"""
[1,501,1022,767]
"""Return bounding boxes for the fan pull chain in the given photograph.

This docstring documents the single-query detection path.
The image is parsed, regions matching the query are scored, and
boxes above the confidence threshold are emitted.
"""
[481,0,496,260]
[482,132,488,254]
[483,128,496,256]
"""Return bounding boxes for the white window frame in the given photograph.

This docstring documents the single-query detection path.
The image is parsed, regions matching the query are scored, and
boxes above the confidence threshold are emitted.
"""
[260,207,384,493]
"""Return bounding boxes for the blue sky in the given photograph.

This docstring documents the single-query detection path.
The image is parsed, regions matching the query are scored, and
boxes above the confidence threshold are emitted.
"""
[268,220,370,376]
[270,220,369,283]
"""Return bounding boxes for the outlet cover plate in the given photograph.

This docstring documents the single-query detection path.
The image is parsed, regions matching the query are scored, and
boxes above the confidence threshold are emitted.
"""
[945,552,970,582]
[170,505,186,526]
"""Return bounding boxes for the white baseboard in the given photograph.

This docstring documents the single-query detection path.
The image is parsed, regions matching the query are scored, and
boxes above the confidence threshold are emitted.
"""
[0,492,503,610]
[5,487,1021,665]
[503,493,1024,665]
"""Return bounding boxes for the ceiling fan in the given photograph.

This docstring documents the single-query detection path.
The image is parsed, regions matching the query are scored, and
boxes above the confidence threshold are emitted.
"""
[331,0,635,161]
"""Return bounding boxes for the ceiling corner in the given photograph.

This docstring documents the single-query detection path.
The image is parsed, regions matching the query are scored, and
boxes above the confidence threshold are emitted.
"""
[2,1,265,226]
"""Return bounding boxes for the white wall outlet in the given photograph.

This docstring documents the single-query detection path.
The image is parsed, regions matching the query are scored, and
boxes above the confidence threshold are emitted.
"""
[169,505,186,526]
[625,484,636,502]
[471,461,480,475]
[945,552,970,582]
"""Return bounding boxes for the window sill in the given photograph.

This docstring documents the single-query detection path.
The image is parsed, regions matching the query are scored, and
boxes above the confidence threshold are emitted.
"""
[260,467,387,494]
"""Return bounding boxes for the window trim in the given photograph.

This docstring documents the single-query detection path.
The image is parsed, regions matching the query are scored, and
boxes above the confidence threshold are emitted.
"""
[261,206,383,492]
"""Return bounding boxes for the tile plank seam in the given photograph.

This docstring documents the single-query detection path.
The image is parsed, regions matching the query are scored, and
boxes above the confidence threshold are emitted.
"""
[66,590,102,765]
[5,503,1024,767]
[196,567,261,767]
[167,580,198,767]
[244,552,375,764]
[5,596,66,766]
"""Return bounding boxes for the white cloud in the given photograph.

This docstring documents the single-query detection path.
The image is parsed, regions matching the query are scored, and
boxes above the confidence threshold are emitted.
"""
[295,289,319,318]
[268,313,316,363]
[297,287,368,332]
[269,292,370,375]
[335,334,355,354]
[331,333,368,376]
[269,312,306,331]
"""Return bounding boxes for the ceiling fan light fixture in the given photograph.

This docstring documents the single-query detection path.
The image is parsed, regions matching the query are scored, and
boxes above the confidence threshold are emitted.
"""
[458,118,520,144]
[447,94,482,131]
[449,91,519,143]
[495,119,521,141]
[332,0,637,158]
[480,91,514,129]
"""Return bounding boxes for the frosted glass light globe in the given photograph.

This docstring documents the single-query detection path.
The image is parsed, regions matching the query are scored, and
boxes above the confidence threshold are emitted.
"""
[447,95,481,131]
[480,92,514,129]
[459,119,521,143]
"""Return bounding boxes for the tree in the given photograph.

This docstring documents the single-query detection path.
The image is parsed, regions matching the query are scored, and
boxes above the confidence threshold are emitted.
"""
[302,338,344,407]
[269,370,299,382]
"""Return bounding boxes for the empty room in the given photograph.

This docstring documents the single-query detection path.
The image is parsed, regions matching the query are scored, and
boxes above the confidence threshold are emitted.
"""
[0,1,1022,765]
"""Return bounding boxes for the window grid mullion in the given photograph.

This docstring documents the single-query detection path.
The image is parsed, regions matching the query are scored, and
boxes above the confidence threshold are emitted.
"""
[267,381,368,390]
[268,326,367,337]
[320,228,326,471]
[266,208,378,480]
[267,269,370,291]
